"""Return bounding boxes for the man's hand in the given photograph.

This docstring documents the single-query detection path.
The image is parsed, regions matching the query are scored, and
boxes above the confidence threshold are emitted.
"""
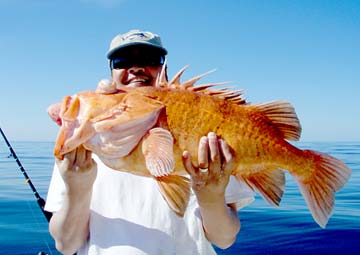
[50,145,97,254]
[182,132,239,249]
[56,145,97,194]
[182,132,234,205]
[95,79,118,94]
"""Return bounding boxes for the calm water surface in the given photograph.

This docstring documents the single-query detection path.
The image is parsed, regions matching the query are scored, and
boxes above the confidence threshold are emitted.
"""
[0,141,359,255]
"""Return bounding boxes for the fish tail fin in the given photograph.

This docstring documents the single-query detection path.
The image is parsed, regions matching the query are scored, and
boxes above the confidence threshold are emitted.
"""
[155,175,191,217]
[236,168,286,207]
[294,150,351,228]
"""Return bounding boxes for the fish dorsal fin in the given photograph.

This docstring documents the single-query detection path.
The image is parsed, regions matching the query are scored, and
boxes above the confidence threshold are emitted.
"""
[179,69,217,89]
[155,175,191,217]
[167,65,247,105]
[155,60,168,88]
[255,101,301,141]
[201,87,247,105]
[168,65,189,87]
[142,127,175,177]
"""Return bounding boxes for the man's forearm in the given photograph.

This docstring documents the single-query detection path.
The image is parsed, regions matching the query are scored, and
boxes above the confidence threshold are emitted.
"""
[199,199,240,249]
[49,190,92,255]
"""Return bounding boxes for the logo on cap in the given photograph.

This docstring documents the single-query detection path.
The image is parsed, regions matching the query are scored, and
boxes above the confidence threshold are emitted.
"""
[124,32,149,41]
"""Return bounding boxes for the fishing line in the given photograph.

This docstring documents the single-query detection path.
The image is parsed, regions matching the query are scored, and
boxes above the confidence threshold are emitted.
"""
[0,127,54,254]
[0,127,52,222]
[25,198,53,255]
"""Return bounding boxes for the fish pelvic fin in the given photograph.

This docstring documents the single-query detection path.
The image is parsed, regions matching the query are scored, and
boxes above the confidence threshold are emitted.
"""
[142,127,175,177]
[155,175,191,217]
[237,168,285,207]
[294,150,351,228]
[254,101,302,141]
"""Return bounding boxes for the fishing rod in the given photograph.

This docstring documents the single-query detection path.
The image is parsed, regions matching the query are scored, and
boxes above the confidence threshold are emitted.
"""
[0,127,53,222]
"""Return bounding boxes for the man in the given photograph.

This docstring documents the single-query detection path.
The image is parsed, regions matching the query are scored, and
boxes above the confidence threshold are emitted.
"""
[45,29,254,255]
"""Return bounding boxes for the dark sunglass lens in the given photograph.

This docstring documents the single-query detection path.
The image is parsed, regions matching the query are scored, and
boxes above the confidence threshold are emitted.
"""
[111,55,165,69]
[111,57,131,69]
[144,55,165,66]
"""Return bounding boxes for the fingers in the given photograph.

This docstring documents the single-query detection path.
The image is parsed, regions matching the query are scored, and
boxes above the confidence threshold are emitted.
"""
[58,146,93,172]
[75,145,86,165]
[219,139,234,176]
[95,79,118,94]
[60,149,76,170]
[182,150,206,189]
[183,132,233,177]
[198,136,209,175]
[208,132,221,177]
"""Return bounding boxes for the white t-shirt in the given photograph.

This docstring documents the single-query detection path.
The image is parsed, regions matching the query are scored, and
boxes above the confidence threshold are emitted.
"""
[45,155,254,255]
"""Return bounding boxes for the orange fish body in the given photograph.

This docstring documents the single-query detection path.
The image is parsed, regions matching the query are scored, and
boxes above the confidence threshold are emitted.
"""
[50,67,351,227]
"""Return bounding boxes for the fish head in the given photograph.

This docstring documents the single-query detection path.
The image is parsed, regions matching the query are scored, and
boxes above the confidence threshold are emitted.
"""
[50,91,126,159]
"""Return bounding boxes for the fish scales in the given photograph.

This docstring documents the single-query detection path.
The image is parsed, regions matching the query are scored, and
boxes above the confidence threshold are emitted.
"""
[150,87,292,169]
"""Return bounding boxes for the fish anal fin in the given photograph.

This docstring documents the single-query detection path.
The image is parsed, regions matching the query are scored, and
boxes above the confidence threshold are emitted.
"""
[156,175,191,217]
[237,168,285,207]
[294,150,351,228]
[142,127,175,177]
[254,101,302,141]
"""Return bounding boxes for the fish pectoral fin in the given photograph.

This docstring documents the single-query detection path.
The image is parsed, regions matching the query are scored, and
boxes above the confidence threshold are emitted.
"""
[254,101,302,141]
[237,168,285,207]
[142,127,175,176]
[155,175,191,217]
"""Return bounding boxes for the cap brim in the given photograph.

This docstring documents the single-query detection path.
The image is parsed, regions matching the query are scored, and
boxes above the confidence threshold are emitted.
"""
[107,42,167,59]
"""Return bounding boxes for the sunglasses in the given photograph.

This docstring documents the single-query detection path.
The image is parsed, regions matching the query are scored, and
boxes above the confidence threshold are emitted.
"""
[110,54,165,70]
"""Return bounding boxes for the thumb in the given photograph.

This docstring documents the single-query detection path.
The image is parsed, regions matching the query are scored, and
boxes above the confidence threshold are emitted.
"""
[95,79,117,94]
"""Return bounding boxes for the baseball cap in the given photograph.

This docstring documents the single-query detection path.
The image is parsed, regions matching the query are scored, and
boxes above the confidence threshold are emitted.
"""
[107,29,167,59]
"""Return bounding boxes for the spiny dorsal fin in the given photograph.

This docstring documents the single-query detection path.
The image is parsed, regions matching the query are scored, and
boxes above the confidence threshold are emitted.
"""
[155,60,168,88]
[255,101,301,141]
[202,87,247,104]
[180,69,217,89]
[167,65,247,105]
[168,65,189,87]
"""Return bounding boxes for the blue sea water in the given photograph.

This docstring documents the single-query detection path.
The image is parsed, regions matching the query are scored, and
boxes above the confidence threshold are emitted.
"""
[0,141,359,255]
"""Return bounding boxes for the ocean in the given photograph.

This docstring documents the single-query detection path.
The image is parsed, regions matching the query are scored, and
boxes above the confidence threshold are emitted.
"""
[0,141,359,255]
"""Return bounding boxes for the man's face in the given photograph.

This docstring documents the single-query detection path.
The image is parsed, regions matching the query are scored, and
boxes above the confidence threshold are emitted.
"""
[110,46,165,88]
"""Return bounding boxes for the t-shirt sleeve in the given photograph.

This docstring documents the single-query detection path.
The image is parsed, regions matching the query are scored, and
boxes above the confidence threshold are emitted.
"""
[44,163,66,212]
[225,176,255,210]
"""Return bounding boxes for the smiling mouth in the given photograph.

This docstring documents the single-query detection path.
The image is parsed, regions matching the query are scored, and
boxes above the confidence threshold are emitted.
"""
[127,78,150,86]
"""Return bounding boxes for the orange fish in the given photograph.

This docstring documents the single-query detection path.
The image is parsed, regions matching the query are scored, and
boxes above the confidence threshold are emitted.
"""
[49,66,351,227]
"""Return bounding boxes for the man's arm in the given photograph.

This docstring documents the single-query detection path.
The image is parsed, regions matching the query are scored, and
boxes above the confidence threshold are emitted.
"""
[182,132,240,249]
[49,146,97,255]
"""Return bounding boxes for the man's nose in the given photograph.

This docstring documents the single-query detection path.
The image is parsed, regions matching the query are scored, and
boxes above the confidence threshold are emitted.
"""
[128,65,145,73]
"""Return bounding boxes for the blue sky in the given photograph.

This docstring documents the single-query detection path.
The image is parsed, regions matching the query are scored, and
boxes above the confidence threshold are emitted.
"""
[0,0,359,142]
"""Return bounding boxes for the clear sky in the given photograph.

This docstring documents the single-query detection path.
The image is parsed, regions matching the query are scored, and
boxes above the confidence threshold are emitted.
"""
[0,0,359,142]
